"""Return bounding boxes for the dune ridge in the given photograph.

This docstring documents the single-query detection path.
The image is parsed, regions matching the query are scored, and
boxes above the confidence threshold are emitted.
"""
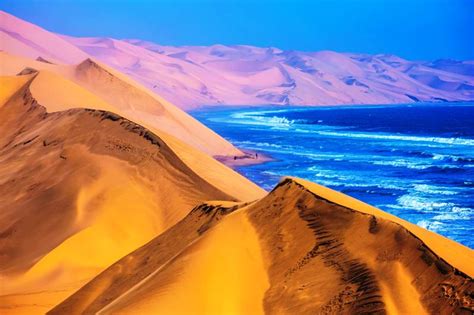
[50,178,473,314]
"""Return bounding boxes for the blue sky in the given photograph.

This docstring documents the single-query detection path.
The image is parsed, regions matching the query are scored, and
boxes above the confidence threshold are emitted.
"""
[1,0,473,60]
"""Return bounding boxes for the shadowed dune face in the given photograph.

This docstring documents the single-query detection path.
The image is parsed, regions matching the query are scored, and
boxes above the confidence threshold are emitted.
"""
[0,76,247,314]
[51,179,474,315]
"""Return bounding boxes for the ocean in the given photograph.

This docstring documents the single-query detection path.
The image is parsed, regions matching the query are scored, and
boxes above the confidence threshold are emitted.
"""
[191,103,474,248]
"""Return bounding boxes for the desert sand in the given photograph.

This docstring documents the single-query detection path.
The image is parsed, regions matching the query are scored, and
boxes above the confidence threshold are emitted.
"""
[0,73,263,314]
[50,178,473,314]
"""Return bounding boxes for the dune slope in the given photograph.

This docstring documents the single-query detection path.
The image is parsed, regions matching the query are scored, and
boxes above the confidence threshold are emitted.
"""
[0,51,242,157]
[0,74,263,314]
[51,178,474,314]
[0,10,88,64]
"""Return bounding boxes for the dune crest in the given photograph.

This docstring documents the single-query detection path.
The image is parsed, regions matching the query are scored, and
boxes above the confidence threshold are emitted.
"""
[50,178,473,314]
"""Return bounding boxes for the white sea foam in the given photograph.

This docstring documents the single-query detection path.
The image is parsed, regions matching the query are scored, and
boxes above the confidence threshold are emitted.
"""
[396,194,455,212]
[233,140,286,149]
[372,159,431,170]
[417,220,444,232]
[413,184,458,195]
[229,110,299,128]
[314,131,474,146]
[372,159,459,170]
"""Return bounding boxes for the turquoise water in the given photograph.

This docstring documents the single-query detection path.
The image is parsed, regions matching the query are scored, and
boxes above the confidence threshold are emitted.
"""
[191,103,474,248]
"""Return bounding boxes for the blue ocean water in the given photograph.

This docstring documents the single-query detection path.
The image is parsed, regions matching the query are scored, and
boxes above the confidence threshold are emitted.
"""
[191,103,474,248]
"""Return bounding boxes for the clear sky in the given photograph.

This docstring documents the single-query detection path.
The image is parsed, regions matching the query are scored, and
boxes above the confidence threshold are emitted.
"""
[1,0,473,60]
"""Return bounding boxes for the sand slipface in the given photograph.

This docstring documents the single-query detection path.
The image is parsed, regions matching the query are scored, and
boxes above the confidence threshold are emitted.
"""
[50,178,474,314]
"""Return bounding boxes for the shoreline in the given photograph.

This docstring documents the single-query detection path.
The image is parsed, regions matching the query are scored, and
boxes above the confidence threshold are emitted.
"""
[215,149,273,168]
[189,100,474,115]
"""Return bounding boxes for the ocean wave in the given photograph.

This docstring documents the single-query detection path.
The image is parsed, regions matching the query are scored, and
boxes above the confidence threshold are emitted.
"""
[261,170,281,176]
[314,131,474,146]
[413,184,458,195]
[372,160,431,170]
[372,159,460,171]
[308,166,416,191]
[419,207,473,227]
[432,209,473,221]
[229,110,302,128]
[233,143,349,162]
[395,194,456,212]
[432,154,474,163]
[417,220,444,232]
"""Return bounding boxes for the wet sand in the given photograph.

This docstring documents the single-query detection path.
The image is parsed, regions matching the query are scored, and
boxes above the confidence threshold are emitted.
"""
[215,150,273,167]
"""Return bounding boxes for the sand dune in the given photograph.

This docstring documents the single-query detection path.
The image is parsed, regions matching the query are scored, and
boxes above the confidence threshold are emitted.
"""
[0,51,242,157]
[0,11,88,64]
[63,37,474,109]
[51,178,473,314]
[3,10,473,110]
[0,75,263,314]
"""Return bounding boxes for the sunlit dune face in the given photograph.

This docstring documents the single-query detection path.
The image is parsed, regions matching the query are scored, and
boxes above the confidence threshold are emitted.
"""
[100,210,269,315]
[0,75,34,106]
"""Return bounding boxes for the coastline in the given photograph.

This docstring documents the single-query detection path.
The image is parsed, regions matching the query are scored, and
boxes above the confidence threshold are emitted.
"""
[191,100,474,113]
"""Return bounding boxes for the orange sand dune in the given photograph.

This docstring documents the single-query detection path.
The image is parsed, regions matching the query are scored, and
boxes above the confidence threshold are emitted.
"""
[51,178,473,314]
[0,53,263,200]
[0,51,242,157]
[0,75,263,314]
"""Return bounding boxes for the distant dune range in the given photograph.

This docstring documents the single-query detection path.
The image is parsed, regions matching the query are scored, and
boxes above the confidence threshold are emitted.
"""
[1,11,473,110]
[1,10,473,315]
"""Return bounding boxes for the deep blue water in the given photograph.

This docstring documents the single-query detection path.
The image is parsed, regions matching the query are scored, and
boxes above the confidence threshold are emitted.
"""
[191,103,474,248]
